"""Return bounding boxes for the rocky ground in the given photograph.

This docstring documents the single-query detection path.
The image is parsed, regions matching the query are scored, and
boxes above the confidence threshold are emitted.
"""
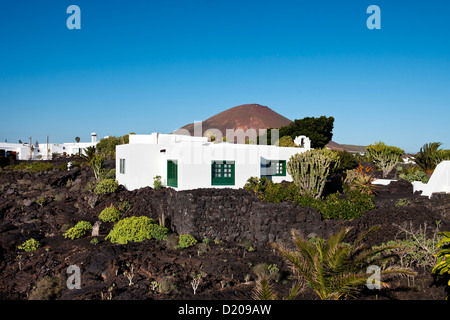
[0,160,449,300]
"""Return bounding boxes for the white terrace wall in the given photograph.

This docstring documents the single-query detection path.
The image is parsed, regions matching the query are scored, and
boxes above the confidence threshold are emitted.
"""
[413,161,450,198]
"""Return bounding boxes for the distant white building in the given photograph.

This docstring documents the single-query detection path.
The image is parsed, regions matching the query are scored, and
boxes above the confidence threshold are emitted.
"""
[116,133,311,191]
[0,132,98,160]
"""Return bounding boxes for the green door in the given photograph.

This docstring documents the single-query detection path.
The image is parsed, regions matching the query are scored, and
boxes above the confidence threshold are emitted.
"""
[167,160,178,188]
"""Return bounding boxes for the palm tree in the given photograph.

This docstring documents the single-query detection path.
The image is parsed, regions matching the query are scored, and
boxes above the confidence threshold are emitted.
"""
[414,142,442,175]
[271,226,417,300]
[81,146,97,163]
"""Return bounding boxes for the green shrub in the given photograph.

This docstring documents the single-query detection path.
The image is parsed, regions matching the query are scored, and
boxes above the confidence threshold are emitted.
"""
[244,177,270,195]
[398,165,429,183]
[178,234,197,249]
[96,135,127,160]
[106,216,156,244]
[153,175,162,190]
[314,191,375,220]
[117,201,132,213]
[64,221,93,240]
[94,179,119,195]
[252,263,280,282]
[101,168,116,180]
[366,141,404,178]
[335,150,359,173]
[18,238,41,252]
[294,190,375,220]
[244,177,300,203]
[99,205,122,222]
[6,162,55,172]
[395,198,410,207]
[150,224,169,241]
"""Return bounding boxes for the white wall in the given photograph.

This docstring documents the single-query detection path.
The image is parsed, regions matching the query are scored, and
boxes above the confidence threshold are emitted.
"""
[116,144,164,190]
[116,139,309,191]
[415,161,450,198]
[0,139,98,160]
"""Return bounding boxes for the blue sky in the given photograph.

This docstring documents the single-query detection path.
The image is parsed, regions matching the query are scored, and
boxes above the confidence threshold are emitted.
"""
[0,0,449,153]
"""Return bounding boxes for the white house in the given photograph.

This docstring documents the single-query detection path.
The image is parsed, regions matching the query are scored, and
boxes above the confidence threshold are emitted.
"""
[0,132,99,160]
[116,133,311,191]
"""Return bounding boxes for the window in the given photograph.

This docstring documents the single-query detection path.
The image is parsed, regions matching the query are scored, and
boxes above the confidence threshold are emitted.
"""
[273,160,286,176]
[211,161,235,185]
[119,159,125,174]
[263,160,286,176]
[167,160,178,188]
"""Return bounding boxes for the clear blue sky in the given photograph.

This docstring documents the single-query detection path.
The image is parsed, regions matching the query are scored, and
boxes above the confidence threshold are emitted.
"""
[0,0,449,153]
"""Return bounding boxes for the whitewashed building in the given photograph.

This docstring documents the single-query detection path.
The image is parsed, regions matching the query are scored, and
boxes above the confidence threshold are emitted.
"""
[0,132,99,160]
[116,133,311,191]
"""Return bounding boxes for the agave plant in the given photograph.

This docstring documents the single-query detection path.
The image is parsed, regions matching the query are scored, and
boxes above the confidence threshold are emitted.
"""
[344,163,379,195]
[271,226,417,300]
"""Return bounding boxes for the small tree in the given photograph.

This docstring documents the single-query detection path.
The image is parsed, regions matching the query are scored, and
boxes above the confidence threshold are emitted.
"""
[90,154,105,181]
[366,141,404,178]
[82,146,97,163]
[287,149,339,199]
[280,116,334,149]
[75,137,80,143]
[96,136,125,160]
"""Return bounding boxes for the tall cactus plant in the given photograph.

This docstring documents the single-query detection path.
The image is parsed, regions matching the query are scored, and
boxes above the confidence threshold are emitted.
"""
[287,149,339,199]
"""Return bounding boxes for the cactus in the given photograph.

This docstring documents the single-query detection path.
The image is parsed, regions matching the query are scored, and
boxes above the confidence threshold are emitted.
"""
[287,149,339,199]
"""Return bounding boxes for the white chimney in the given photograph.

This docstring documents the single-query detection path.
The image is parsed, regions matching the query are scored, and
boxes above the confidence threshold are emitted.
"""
[91,132,97,143]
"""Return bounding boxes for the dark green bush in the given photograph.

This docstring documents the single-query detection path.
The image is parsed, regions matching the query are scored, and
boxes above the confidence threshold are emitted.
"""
[306,191,375,220]
[150,224,169,241]
[335,151,359,173]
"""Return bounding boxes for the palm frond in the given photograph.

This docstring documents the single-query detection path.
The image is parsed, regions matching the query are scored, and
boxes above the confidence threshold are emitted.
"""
[284,282,302,300]
[252,278,279,300]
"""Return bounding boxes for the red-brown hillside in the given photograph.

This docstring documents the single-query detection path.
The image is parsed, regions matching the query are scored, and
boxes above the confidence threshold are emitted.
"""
[173,104,292,136]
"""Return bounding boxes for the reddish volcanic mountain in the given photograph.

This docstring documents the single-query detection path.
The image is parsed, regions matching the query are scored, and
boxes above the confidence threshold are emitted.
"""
[173,104,292,136]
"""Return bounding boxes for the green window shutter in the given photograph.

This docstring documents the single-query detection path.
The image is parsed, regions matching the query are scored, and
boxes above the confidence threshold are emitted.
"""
[211,161,235,185]
[167,160,178,188]
[270,160,287,176]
